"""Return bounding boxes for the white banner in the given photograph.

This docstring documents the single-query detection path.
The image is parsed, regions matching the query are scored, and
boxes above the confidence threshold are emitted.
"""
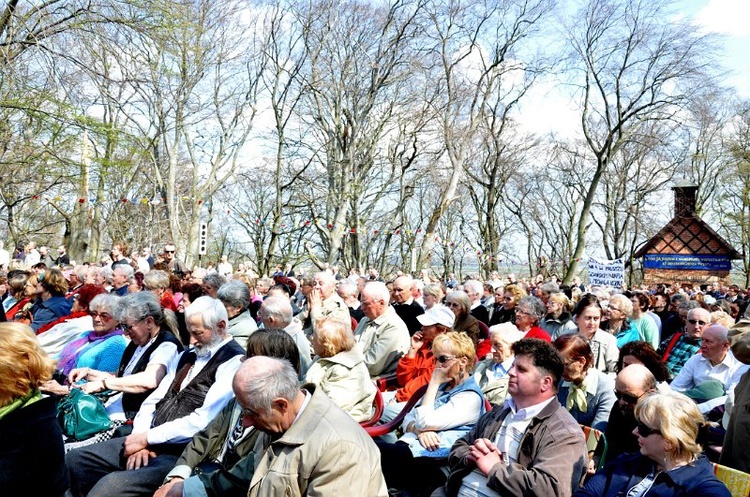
[587,258,625,288]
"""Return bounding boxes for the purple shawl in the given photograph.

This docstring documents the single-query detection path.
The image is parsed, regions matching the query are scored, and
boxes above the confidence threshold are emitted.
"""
[57,328,125,377]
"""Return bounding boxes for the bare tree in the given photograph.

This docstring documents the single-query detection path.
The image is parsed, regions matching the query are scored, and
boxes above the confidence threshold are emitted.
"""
[560,0,718,284]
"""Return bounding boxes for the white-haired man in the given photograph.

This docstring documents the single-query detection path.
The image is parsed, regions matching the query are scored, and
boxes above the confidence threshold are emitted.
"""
[66,296,245,497]
[307,271,349,333]
[391,274,425,335]
[354,281,410,377]
[260,295,312,379]
[235,356,388,496]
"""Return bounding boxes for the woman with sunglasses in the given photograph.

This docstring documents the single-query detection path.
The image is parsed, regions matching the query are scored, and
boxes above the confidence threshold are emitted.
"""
[40,293,127,396]
[444,291,483,349]
[575,391,730,497]
[554,333,616,432]
[377,331,486,497]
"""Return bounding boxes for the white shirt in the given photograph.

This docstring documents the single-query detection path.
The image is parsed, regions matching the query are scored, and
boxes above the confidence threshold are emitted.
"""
[670,350,749,413]
[106,340,179,421]
[217,262,233,277]
[0,248,9,268]
[132,336,243,444]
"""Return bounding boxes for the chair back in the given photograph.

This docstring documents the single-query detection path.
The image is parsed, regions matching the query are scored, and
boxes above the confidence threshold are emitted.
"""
[580,424,608,471]
[359,387,384,428]
[365,384,428,438]
[713,463,750,497]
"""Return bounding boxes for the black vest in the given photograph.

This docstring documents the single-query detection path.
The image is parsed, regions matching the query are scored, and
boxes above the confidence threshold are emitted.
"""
[151,339,244,427]
[116,328,184,418]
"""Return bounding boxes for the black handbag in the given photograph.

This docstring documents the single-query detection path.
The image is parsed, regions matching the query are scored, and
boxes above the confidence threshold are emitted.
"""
[56,387,113,441]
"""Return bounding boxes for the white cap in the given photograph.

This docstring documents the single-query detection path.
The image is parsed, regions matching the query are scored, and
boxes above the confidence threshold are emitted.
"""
[417,305,455,328]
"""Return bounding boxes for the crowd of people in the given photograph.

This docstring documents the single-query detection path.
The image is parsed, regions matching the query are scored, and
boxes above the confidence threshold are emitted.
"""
[1,239,750,496]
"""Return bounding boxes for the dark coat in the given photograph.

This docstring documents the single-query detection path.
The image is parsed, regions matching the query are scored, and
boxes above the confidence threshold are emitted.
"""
[575,453,730,497]
[0,396,68,496]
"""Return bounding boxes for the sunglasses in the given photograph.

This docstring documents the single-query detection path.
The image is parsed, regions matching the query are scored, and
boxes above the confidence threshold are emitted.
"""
[613,389,642,405]
[164,250,175,254]
[435,355,456,364]
[635,421,661,438]
[90,312,113,321]
[688,319,708,326]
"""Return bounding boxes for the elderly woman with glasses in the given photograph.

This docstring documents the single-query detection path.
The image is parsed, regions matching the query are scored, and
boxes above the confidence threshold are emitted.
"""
[377,332,486,497]
[602,294,639,348]
[67,292,183,428]
[40,293,127,396]
[574,391,731,497]
[514,295,552,342]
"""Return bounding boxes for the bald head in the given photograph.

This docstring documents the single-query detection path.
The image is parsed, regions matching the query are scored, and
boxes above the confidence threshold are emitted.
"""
[615,364,656,414]
[392,275,413,304]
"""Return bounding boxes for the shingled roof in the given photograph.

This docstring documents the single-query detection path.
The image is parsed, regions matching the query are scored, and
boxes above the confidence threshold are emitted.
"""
[634,185,741,260]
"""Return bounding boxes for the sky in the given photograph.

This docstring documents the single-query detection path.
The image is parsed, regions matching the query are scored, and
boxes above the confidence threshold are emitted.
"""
[683,0,750,94]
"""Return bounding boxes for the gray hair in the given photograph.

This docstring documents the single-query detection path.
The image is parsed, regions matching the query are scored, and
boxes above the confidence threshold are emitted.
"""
[446,290,471,316]
[72,265,88,281]
[89,293,119,315]
[114,264,134,282]
[185,296,228,332]
[517,296,546,324]
[217,280,251,311]
[362,281,390,303]
[540,282,560,295]
[336,280,358,299]
[144,269,170,290]
[609,294,633,318]
[261,296,293,328]
[203,273,226,291]
[235,356,300,414]
[463,279,483,296]
[99,266,113,285]
[116,291,164,325]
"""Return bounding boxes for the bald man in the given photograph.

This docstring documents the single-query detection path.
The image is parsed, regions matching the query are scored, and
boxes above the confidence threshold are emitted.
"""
[605,364,657,459]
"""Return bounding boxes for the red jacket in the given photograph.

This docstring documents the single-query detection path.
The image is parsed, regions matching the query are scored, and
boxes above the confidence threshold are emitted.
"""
[524,326,552,343]
[395,344,435,402]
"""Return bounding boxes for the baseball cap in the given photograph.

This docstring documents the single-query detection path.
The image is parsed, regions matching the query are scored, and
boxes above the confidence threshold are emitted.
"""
[417,305,455,328]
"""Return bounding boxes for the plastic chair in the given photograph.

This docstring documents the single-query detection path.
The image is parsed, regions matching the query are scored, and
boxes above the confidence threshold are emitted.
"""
[365,384,428,438]
[376,373,399,392]
[359,388,385,428]
[713,463,750,497]
[580,424,608,471]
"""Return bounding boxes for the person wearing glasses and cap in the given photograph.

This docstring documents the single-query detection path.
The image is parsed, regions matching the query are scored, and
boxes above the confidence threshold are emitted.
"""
[576,391,730,497]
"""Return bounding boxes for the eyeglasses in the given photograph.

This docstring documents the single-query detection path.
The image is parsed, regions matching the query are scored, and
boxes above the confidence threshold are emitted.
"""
[635,421,661,438]
[515,309,531,316]
[120,319,143,331]
[614,389,643,405]
[241,406,261,418]
[435,354,456,364]
[445,302,460,308]
[90,312,113,321]
[688,319,708,326]
[608,306,623,313]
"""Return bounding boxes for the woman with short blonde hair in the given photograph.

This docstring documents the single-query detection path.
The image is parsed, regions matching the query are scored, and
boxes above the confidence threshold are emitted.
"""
[575,391,731,497]
[305,317,375,422]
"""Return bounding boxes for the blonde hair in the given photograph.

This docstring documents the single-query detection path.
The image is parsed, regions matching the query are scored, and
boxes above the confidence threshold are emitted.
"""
[548,292,571,311]
[0,323,55,406]
[635,391,704,461]
[423,283,444,301]
[313,317,355,358]
[711,310,735,328]
[432,331,476,362]
[504,284,527,304]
